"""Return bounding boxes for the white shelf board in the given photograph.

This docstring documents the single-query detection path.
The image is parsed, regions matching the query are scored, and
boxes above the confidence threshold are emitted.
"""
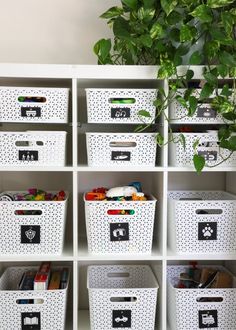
[78,238,163,261]
[168,166,236,172]
[77,165,164,172]
[0,166,74,172]
[167,248,236,260]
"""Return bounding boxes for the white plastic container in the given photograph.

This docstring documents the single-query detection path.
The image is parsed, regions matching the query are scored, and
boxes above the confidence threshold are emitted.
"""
[167,265,236,330]
[0,191,68,255]
[84,195,157,254]
[86,133,157,167]
[0,86,69,123]
[168,191,236,254]
[169,132,236,167]
[0,131,67,166]
[86,88,157,124]
[169,88,225,124]
[0,266,69,330]
[88,265,159,330]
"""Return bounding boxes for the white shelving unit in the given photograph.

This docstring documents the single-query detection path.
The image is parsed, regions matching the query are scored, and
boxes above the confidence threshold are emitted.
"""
[0,64,235,330]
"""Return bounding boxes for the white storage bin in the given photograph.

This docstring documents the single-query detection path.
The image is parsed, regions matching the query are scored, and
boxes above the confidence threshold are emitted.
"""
[86,88,157,124]
[0,266,69,330]
[86,133,157,167]
[88,265,158,330]
[169,89,225,124]
[167,265,236,330]
[0,86,69,123]
[84,195,157,254]
[168,191,236,254]
[0,191,68,255]
[0,131,67,166]
[169,132,236,167]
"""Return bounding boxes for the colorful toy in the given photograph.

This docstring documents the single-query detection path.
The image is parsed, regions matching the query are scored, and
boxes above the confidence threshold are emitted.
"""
[0,189,67,202]
[106,186,137,198]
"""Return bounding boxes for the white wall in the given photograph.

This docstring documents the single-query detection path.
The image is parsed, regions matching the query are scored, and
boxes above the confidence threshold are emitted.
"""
[0,0,119,64]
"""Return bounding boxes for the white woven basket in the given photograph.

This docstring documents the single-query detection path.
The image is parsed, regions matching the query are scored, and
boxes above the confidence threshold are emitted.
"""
[169,132,236,167]
[86,88,157,124]
[167,265,236,330]
[0,266,69,330]
[0,191,68,255]
[168,191,236,254]
[0,131,67,166]
[0,86,69,123]
[169,89,225,124]
[86,133,157,167]
[84,195,157,254]
[88,265,158,330]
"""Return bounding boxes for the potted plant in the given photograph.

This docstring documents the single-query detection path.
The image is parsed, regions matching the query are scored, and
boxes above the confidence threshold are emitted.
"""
[93,0,236,172]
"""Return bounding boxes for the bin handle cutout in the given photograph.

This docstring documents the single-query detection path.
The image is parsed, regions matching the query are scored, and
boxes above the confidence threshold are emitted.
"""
[196,209,223,215]
[16,298,44,304]
[14,210,42,216]
[110,296,137,302]
[107,272,130,278]
[107,209,135,216]
[109,141,137,148]
[15,141,44,146]
[196,297,223,303]
[18,96,46,103]
[108,97,136,104]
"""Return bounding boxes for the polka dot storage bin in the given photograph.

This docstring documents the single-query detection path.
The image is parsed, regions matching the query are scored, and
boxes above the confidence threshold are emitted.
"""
[0,131,67,166]
[169,89,225,124]
[0,86,69,123]
[168,191,236,254]
[88,265,158,330]
[0,191,68,255]
[169,132,236,167]
[86,133,157,167]
[167,265,236,330]
[86,88,157,124]
[84,195,157,254]
[0,266,69,330]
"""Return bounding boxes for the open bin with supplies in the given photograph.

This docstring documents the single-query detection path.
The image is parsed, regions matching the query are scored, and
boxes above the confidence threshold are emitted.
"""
[167,264,236,330]
[88,265,159,330]
[0,264,70,330]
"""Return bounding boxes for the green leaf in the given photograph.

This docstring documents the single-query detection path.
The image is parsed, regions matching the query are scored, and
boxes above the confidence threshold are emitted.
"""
[190,4,213,23]
[180,25,197,42]
[221,12,234,35]
[203,71,218,86]
[100,7,124,19]
[176,44,190,57]
[158,60,177,78]
[204,40,220,60]
[189,51,204,65]
[186,69,194,81]
[207,0,234,8]
[113,17,130,39]
[210,28,233,45]
[150,22,165,39]
[122,0,138,10]
[193,138,200,151]
[138,110,151,118]
[179,133,186,150]
[139,34,153,48]
[137,7,156,22]
[223,113,236,121]
[143,0,156,8]
[218,64,228,78]
[219,51,236,67]
[166,10,183,25]
[193,154,206,173]
[188,96,198,116]
[169,28,180,42]
[160,0,178,16]
[221,85,232,97]
[229,136,236,151]
[200,83,214,100]
[218,126,231,140]
[93,39,112,64]
[155,133,164,146]
[175,95,188,108]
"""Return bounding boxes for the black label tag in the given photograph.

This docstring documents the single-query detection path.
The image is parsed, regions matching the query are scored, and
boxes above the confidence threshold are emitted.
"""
[21,107,41,118]
[21,312,41,330]
[198,222,217,240]
[112,310,131,328]
[19,151,38,161]
[198,151,217,161]
[199,310,218,328]
[197,106,216,118]
[111,108,130,119]
[110,223,129,241]
[111,151,131,161]
[21,225,40,244]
